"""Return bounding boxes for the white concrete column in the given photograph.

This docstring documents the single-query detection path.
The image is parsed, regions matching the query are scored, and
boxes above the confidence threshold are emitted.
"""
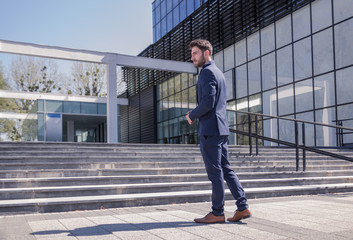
[107,61,118,143]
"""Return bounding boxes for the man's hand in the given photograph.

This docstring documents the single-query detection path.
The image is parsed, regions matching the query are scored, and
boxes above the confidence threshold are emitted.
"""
[186,111,195,125]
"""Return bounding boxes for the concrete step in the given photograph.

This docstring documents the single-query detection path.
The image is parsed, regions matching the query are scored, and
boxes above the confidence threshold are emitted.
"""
[1,170,353,188]
[1,176,352,200]
[1,183,353,215]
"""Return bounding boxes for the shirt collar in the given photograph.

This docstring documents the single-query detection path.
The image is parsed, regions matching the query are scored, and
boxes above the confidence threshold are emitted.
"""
[202,60,214,69]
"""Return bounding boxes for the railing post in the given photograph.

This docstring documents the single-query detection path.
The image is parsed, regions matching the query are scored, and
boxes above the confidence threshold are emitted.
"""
[302,122,306,171]
[255,115,259,156]
[248,114,252,156]
[295,122,299,171]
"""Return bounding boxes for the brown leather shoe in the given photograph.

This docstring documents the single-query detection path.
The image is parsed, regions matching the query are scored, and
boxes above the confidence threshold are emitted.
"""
[194,212,225,223]
[227,208,252,222]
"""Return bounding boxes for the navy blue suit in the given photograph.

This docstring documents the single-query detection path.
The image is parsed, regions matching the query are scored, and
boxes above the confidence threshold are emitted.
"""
[189,60,248,216]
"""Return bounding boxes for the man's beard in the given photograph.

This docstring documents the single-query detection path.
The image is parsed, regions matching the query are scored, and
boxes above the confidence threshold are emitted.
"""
[194,56,206,68]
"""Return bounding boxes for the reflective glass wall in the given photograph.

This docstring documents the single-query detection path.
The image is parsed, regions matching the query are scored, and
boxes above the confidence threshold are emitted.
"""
[152,0,208,43]
[212,0,353,147]
[156,73,198,144]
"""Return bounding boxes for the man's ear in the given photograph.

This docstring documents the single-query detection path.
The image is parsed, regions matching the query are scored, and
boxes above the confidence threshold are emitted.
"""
[203,50,210,58]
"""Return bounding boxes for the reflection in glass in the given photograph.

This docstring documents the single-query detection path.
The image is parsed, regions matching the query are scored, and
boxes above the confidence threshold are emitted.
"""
[315,107,336,146]
[312,0,332,32]
[278,84,294,116]
[296,111,315,146]
[277,45,293,86]
[336,66,353,105]
[261,24,275,55]
[248,59,261,95]
[214,51,224,72]
[276,16,292,48]
[224,44,235,71]
[235,39,247,66]
[294,37,312,81]
[292,5,311,41]
[313,29,334,75]
[261,52,276,91]
[247,32,260,61]
[224,70,234,100]
[334,18,353,69]
[314,73,335,109]
[235,64,247,99]
[295,79,313,113]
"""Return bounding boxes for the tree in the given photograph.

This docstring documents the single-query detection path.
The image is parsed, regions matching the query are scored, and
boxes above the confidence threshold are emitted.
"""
[69,62,106,96]
[0,62,20,141]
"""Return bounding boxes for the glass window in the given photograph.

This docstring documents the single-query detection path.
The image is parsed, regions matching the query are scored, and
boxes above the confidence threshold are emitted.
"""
[157,122,163,140]
[261,24,275,55]
[224,70,234,100]
[315,107,336,146]
[337,103,353,144]
[167,12,173,32]
[263,89,278,146]
[261,52,276,91]
[278,116,295,143]
[174,74,181,93]
[167,0,173,13]
[224,44,235,71]
[162,80,168,98]
[296,111,315,146]
[248,59,261,95]
[180,0,187,21]
[181,73,188,90]
[214,50,224,72]
[37,99,44,112]
[336,66,353,105]
[278,84,294,116]
[333,0,353,23]
[295,79,313,113]
[81,103,97,115]
[156,3,161,22]
[312,0,332,32]
[187,0,194,16]
[314,72,335,109]
[294,37,312,81]
[161,17,167,36]
[335,18,353,69]
[168,77,175,95]
[153,9,156,26]
[98,103,106,115]
[293,5,311,41]
[247,32,260,61]
[63,101,80,114]
[188,73,195,87]
[156,22,161,41]
[277,45,293,86]
[156,84,162,100]
[181,88,189,115]
[46,100,63,113]
[235,39,247,66]
[189,86,197,111]
[276,16,292,48]
[313,28,334,75]
[169,95,175,119]
[235,64,247,99]
[175,92,182,117]
[173,0,179,8]
[161,0,166,18]
[161,98,168,121]
[195,0,201,9]
[173,4,180,27]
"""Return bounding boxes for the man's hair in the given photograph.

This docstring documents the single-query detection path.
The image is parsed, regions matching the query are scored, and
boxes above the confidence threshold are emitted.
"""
[189,39,213,56]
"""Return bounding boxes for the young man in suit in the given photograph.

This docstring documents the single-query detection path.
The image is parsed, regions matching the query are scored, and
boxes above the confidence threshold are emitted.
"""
[186,39,251,223]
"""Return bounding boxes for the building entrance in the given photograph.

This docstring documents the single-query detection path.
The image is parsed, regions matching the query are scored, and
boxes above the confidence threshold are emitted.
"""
[62,115,107,143]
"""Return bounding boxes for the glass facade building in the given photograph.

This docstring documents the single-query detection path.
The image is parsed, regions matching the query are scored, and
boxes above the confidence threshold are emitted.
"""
[152,0,208,42]
[122,0,353,147]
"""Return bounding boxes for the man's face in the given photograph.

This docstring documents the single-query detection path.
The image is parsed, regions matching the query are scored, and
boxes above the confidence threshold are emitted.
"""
[191,46,207,68]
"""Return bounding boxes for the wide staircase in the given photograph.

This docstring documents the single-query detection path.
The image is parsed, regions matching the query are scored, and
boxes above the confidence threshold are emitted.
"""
[0,142,353,215]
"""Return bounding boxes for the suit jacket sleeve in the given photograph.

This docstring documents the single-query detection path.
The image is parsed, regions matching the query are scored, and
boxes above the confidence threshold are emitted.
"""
[189,69,217,121]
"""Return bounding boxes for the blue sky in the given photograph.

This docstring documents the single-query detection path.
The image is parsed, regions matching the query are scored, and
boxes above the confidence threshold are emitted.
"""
[0,0,154,55]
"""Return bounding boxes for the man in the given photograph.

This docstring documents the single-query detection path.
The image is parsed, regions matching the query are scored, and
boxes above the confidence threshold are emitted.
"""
[186,39,251,223]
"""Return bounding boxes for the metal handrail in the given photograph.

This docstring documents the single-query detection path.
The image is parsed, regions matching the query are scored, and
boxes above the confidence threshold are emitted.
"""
[228,110,353,171]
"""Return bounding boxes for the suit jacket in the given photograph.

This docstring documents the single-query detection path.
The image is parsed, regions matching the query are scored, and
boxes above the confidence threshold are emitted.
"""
[189,60,229,136]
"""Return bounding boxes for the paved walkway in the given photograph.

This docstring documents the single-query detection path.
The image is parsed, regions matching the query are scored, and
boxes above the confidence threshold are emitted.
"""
[1,193,353,240]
